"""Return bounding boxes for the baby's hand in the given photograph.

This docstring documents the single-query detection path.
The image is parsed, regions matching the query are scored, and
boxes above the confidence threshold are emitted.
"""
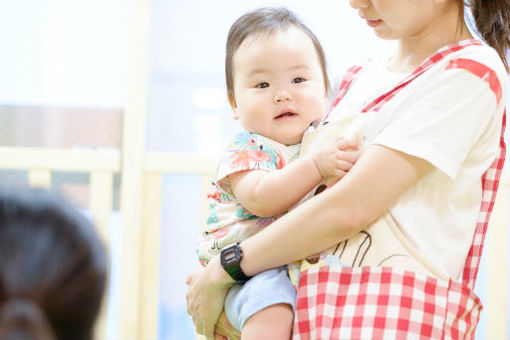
[311,137,360,180]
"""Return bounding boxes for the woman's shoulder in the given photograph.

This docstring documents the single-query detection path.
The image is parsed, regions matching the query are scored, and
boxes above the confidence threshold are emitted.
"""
[444,40,507,79]
[432,41,508,105]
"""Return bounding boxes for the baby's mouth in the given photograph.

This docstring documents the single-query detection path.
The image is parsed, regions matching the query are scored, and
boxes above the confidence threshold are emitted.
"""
[274,112,297,120]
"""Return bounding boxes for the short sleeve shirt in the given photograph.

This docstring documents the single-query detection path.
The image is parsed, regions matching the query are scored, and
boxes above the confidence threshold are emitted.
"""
[196,131,300,265]
[326,41,507,279]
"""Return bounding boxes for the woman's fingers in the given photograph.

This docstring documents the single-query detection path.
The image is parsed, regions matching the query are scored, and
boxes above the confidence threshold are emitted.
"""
[192,315,205,335]
[204,321,216,340]
[215,310,241,340]
[185,259,231,340]
[185,273,195,285]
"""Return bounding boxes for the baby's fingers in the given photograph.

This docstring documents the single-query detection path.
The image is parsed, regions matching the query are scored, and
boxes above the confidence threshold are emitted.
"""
[335,137,360,151]
[331,168,348,180]
[334,159,355,172]
[337,150,360,164]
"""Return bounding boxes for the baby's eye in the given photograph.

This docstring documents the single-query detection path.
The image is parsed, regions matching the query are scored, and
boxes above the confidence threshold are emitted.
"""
[255,82,269,89]
[292,77,306,84]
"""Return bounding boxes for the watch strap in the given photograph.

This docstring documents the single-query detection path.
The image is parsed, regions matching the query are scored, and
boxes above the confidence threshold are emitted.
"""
[225,264,251,282]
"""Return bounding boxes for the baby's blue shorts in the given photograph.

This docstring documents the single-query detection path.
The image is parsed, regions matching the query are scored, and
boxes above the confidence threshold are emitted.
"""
[224,266,296,331]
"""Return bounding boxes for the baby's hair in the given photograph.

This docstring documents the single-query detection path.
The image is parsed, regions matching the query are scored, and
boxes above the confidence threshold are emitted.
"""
[463,0,510,71]
[0,188,106,340]
[225,7,330,103]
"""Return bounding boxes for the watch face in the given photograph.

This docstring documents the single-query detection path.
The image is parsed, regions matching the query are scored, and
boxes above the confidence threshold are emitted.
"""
[223,251,237,262]
[221,244,241,266]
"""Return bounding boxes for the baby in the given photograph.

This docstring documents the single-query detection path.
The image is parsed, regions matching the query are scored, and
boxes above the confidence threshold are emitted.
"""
[196,7,358,340]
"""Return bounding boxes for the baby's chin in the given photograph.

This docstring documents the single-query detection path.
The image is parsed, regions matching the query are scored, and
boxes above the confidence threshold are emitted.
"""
[277,134,304,146]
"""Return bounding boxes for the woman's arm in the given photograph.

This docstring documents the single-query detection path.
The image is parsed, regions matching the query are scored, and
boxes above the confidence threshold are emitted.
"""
[229,138,359,217]
[240,144,433,274]
[186,144,433,339]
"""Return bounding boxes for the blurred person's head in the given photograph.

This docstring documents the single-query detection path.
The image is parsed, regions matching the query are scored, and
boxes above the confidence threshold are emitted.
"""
[0,188,107,340]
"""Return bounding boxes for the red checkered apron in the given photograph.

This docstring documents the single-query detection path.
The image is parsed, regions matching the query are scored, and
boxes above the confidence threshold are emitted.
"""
[294,40,507,340]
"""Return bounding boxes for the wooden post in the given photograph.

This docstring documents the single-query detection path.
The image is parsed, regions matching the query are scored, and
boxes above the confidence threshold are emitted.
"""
[139,173,163,339]
[90,171,113,246]
[118,0,150,337]
[28,170,52,188]
[90,171,114,340]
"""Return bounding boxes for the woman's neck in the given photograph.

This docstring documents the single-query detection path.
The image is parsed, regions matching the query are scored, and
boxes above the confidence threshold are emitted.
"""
[389,8,472,73]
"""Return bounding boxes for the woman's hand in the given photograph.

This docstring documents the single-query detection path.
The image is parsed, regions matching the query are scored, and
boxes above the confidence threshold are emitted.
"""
[215,311,241,340]
[185,256,234,340]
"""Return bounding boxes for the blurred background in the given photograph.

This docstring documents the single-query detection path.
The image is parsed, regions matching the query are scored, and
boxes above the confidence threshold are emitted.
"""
[0,1,508,339]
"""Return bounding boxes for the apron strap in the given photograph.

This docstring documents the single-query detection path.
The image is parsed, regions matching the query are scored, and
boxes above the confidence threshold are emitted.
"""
[361,40,482,113]
[322,63,366,122]
[323,39,481,122]
[462,109,506,289]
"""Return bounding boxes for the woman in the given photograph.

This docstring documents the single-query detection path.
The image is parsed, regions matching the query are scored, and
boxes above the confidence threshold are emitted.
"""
[186,1,509,339]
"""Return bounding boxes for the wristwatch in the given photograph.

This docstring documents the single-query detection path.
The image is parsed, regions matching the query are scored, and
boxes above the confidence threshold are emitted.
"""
[220,243,252,282]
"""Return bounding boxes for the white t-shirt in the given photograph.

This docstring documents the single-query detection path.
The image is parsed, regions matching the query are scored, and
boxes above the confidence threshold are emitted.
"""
[327,42,507,279]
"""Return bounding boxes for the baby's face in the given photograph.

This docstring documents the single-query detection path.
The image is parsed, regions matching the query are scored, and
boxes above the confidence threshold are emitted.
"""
[230,26,327,146]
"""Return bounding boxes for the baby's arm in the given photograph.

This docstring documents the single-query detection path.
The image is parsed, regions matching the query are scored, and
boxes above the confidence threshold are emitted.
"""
[229,138,359,217]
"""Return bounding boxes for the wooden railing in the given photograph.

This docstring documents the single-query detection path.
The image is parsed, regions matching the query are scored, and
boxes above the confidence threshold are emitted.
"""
[136,152,216,339]
[0,146,216,340]
[0,146,507,340]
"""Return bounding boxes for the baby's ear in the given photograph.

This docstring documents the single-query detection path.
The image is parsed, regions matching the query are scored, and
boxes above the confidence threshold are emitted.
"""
[227,91,236,108]
[228,92,239,120]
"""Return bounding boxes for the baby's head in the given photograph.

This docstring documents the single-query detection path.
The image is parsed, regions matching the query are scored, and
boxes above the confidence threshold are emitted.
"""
[225,7,330,145]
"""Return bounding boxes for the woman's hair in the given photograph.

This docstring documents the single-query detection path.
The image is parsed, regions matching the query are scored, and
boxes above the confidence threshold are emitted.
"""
[463,0,510,71]
[225,7,330,103]
[0,188,107,340]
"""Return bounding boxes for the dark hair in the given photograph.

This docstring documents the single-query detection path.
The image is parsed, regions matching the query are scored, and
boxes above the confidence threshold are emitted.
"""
[225,7,330,103]
[0,188,107,340]
[463,0,510,71]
